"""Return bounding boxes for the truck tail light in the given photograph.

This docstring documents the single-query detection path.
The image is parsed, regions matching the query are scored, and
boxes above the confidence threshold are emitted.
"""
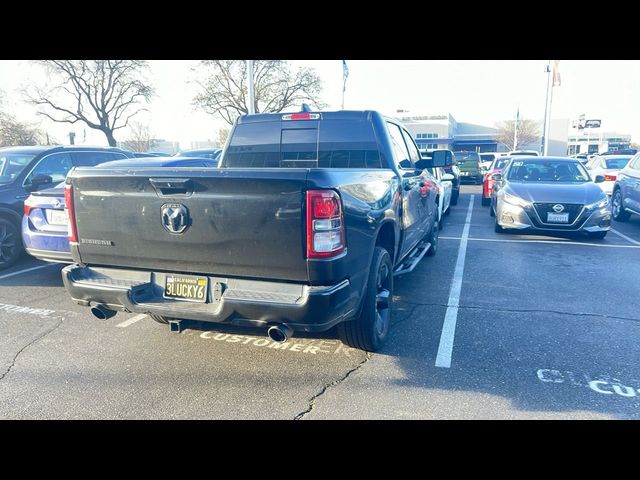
[306,189,345,259]
[64,184,78,242]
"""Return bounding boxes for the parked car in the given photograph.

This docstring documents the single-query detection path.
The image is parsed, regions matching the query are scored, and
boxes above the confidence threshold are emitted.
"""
[600,149,637,156]
[453,151,483,184]
[570,153,590,164]
[490,157,611,239]
[479,152,497,172]
[0,145,135,269]
[482,156,512,206]
[612,152,640,222]
[131,152,172,158]
[422,151,455,227]
[585,155,633,196]
[424,149,459,205]
[62,109,440,352]
[508,150,540,157]
[175,148,222,161]
[22,157,219,264]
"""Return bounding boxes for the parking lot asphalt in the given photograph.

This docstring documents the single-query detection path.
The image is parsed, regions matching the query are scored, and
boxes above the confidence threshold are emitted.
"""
[1,185,640,419]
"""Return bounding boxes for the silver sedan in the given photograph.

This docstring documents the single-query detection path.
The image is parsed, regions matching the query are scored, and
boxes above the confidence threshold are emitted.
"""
[490,157,611,239]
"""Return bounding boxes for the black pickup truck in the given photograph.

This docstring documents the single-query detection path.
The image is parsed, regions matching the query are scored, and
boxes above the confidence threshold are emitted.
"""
[62,110,440,351]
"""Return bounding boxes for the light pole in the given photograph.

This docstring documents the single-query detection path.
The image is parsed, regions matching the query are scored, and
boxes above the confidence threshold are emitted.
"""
[247,60,255,115]
[542,61,553,155]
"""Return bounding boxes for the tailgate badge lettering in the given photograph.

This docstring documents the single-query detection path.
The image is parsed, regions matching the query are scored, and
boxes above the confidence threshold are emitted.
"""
[161,203,190,234]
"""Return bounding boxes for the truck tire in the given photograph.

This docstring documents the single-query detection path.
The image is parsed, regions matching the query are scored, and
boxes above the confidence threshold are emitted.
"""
[0,218,22,270]
[150,314,170,325]
[338,246,392,352]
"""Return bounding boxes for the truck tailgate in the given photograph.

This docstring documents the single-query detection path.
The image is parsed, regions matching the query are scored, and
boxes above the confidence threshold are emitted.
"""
[69,168,309,282]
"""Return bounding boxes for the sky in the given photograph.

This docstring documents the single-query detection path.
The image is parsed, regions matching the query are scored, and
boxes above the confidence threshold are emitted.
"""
[1,60,639,149]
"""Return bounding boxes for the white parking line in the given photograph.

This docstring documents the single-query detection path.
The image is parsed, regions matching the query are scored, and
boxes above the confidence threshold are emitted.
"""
[439,236,640,249]
[116,314,147,328]
[0,263,58,281]
[610,228,640,246]
[435,195,474,368]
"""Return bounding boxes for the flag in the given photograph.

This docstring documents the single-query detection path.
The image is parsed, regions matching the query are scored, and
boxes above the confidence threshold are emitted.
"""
[552,60,561,87]
[342,60,349,84]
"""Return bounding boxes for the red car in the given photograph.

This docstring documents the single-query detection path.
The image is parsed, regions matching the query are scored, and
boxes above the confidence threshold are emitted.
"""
[482,156,512,206]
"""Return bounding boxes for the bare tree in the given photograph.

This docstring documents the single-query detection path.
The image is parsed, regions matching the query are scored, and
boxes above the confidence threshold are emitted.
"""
[121,121,155,152]
[0,92,46,146]
[216,127,229,147]
[193,60,325,125]
[0,114,46,146]
[24,60,154,147]
[494,119,541,151]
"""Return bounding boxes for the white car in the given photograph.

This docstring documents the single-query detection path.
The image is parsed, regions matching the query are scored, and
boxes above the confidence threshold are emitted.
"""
[587,154,633,195]
[479,153,498,172]
[508,150,540,157]
[427,166,454,228]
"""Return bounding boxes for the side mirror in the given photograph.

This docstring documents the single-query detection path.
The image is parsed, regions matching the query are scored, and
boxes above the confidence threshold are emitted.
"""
[431,151,452,167]
[414,158,432,170]
[491,173,502,181]
[594,175,605,184]
[441,173,455,181]
[25,173,53,191]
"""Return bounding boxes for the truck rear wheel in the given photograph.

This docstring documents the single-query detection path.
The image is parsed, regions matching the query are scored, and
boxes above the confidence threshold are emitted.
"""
[338,246,392,352]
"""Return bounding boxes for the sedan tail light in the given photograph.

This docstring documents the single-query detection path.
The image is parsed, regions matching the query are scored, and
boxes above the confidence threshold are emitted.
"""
[604,174,617,182]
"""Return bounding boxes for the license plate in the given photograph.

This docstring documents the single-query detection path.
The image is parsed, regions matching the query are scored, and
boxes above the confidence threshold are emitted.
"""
[460,172,469,176]
[164,275,208,302]
[46,209,67,226]
[547,212,569,223]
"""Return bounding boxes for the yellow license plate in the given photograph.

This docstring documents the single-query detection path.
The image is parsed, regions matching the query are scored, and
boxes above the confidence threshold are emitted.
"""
[164,275,208,302]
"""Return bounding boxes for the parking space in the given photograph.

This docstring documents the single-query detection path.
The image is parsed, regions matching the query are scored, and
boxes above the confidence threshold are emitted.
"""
[1,185,639,419]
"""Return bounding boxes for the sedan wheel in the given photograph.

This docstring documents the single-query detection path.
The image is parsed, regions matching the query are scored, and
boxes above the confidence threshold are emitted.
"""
[612,189,630,222]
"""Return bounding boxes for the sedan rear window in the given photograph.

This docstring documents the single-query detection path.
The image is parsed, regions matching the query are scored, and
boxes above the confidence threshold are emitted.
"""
[604,158,631,169]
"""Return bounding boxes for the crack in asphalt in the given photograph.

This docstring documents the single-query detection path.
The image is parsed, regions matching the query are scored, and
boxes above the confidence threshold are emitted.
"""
[393,300,640,324]
[0,318,64,382]
[294,351,372,420]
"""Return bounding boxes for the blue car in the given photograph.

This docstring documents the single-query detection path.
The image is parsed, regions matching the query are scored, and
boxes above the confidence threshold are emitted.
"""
[175,148,222,161]
[612,152,640,222]
[22,157,218,263]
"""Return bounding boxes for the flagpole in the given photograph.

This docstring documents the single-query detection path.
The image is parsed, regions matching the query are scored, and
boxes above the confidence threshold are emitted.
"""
[341,60,349,110]
[247,60,255,115]
[542,61,553,155]
[513,107,519,151]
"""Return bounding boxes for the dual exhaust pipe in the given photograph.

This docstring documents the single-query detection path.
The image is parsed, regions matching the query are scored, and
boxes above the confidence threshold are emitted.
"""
[90,304,293,343]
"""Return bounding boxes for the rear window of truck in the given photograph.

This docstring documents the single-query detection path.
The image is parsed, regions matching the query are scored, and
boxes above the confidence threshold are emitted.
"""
[223,120,382,168]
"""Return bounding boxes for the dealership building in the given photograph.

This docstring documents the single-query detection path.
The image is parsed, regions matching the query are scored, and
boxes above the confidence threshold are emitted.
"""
[566,118,631,155]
